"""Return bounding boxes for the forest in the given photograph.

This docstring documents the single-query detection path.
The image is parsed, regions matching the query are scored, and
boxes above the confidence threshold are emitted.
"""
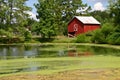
[0,0,120,44]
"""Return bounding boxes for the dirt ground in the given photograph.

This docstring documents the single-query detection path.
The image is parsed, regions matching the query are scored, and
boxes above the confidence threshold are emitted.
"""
[0,68,120,80]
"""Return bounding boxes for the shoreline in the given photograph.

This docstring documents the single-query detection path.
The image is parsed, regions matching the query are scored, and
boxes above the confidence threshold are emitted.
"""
[0,43,120,50]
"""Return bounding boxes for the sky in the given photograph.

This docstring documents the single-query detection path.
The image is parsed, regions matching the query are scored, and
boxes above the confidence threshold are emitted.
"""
[26,0,109,20]
[83,0,109,11]
[26,0,38,21]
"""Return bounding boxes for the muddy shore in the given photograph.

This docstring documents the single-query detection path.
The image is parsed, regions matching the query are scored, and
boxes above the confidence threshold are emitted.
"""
[0,69,120,80]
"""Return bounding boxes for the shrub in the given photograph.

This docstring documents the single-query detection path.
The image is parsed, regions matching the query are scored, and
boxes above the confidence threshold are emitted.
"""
[91,23,114,44]
[91,30,106,44]
[75,34,86,43]
[0,29,13,38]
[0,29,13,43]
[106,32,120,45]
[101,23,114,37]
[85,31,94,36]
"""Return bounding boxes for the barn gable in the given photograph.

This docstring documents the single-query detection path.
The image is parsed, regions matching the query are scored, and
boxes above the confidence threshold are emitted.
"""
[75,16,100,25]
[68,16,101,37]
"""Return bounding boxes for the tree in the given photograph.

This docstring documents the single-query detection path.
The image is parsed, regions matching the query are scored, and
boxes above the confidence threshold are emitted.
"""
[109,0,120,26]
[90,10,110,25]
[54,0,91,35]
[0,0,7,28]
[0,0,31,29]
[35,0,58,38]
[35,0,90,37]
[0,0,32,43]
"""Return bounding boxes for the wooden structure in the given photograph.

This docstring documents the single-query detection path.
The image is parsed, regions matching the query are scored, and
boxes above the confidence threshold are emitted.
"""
[68,16,100,37]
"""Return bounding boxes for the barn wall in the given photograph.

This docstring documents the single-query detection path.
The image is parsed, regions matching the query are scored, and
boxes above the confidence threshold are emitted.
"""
[75,20,84,36]
[68,18,78,32]
[68,18,84,36]
[84,24,100,32]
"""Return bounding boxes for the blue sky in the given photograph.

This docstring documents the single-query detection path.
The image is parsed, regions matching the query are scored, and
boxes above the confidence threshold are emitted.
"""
[26,0,109,20]
[83,0,108,11]
[26,0,38,14]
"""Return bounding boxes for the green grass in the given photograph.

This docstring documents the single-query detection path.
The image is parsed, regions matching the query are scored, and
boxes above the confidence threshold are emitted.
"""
[0,56,120,77]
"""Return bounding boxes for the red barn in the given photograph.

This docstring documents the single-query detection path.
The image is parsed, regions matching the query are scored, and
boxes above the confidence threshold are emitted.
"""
[68,16,101,37]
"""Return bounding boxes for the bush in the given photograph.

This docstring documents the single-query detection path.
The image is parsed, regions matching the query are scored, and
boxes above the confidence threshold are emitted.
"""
[91,30,106,44]
[0,29,25,43]
[75,34,86,43]
[101,23,114,37]
[0,29,13,43]
[0,29,13,38]
[106,33,120,45]
[91,23,114,44]
[85,31,94,36]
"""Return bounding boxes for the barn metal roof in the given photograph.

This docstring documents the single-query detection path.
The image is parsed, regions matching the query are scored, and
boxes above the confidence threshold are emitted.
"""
[75,16,100,24]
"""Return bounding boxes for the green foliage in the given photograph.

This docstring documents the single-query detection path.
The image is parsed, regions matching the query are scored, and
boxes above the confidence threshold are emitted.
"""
[107,33,120,45]
[0,0,31,28]
[35,0,91,37]
[75,34,86,43]
[101,23,114,37]
[0,29,25,43]
[0,0,32,43]
[91,23,114,44]
[34,0,59,38]
[106,24,120,45]
[109,0,120,26]
[90,11,110,25]
[91,29,106,44]
[24,30,32,41]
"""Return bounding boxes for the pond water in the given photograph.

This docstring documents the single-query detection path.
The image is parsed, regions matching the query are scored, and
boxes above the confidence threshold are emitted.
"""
[0,44,120,75]
[0,44,120,59]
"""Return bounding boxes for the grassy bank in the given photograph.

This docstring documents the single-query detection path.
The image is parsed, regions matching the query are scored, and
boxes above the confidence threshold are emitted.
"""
[0,56,120,77]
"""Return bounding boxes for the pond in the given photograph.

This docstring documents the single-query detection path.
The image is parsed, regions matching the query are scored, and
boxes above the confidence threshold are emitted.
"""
[0,44,120,75]
[0,44,120,59]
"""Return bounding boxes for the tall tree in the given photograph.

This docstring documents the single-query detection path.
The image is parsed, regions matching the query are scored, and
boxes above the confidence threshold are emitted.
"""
[0,0,32,41]
[54,0,91,35]
[35,0,58,38]
[0,0,7,28]
[90,10,110,25]
[0,0,31,29]
[109,0,120,26]
[35,0,90,37]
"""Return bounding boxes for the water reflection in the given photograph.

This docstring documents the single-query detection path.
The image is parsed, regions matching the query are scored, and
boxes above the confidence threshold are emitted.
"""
[68,48,92,57]
[0,44,120,60]
[0,65,48,75]
[23,45,38,58]
[91,46,120,56]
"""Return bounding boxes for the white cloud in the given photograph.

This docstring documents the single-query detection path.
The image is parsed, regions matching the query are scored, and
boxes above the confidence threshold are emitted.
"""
[87,0,108,3]
[26,11,39,21]
[93,2,105,11]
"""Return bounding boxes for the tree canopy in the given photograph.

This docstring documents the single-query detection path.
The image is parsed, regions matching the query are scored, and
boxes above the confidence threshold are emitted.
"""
[109,0,120,26]
[0,0,31,29]
[35,0,91,38]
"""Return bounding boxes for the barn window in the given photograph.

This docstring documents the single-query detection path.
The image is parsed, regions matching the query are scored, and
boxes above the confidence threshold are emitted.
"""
[74,24,78,31]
